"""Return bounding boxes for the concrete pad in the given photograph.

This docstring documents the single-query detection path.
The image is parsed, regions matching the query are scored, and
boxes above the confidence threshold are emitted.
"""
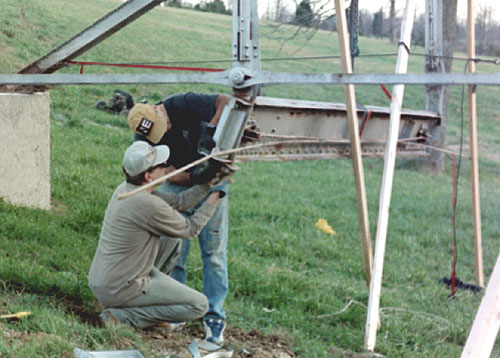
[0,92,51,209]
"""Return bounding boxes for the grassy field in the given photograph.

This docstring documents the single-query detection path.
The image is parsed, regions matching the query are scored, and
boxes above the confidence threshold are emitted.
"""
[1,1,500,357]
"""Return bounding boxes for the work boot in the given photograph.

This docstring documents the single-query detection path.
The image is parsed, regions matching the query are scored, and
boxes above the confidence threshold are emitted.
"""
[151,321,186,333]
[204,318,225,345]
[99,310,122,327]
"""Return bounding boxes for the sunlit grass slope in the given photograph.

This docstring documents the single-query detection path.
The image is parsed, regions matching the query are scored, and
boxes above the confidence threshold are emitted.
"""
[1,1,499,357]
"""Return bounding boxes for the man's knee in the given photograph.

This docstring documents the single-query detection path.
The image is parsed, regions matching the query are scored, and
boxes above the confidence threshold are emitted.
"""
[183,296,208,320]
[194,295,209,317]
[201,236,227,260]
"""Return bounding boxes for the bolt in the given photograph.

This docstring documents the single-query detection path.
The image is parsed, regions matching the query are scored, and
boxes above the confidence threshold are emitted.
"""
[229,69,245,85]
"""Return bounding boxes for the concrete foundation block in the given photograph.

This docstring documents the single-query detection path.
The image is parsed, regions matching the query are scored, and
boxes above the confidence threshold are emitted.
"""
[0,92,51,210]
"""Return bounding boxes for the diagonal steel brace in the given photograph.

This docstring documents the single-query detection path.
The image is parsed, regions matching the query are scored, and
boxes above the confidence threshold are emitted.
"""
[19,0,164,74]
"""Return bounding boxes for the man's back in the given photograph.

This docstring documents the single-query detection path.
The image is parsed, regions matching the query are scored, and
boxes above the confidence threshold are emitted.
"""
[88,182,163,307]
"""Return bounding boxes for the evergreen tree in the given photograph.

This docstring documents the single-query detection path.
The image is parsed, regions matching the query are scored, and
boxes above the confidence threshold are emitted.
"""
[194,0,230,15]
[372,8,384,37]
[294,0,313,27]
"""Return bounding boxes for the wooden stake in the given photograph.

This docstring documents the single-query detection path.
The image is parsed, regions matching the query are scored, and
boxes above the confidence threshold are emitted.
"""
[467,0,484,288]
[334,0,373,286]
[117,136,426,201]
[364,0,417,351]
[461,250,500,358]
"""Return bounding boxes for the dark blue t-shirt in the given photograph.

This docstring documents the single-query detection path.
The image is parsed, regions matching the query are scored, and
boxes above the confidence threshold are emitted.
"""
[136,92,218,170]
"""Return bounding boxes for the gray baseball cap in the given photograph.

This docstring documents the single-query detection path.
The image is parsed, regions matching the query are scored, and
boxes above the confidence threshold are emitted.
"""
[122,141,170,176]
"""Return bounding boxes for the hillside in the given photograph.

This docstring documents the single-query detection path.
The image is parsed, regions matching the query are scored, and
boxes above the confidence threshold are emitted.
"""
[1,1,500,357]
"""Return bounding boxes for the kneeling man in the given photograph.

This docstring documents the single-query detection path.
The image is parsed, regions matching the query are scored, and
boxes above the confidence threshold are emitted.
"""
[88,140,226,330]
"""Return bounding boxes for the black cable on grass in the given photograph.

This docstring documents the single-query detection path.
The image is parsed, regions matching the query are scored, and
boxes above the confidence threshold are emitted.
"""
[455,62,469,274]
[440,59,482,297]
[449,61,467,298]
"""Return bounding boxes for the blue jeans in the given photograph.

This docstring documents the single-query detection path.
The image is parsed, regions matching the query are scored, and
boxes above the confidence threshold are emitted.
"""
[161,183,228,321]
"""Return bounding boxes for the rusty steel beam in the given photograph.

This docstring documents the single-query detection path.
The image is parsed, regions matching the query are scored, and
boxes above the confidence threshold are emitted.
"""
[234,96,439,162]
[235,140,427,162]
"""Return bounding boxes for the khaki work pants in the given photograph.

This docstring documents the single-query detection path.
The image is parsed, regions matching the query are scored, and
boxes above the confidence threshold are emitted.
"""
[108,237,208,328]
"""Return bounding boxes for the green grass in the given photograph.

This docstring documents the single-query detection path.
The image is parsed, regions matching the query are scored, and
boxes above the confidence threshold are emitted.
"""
[1,0,500,357]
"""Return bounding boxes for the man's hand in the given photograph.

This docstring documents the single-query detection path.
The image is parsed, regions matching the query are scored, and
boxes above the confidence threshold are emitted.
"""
[206,191,221,206]
[209,181,229,198]
[198,122,216,155]
[241,121,260,143]
[208,163,237,198]
[164,165,191,185]
[211,163,238,185]
[190,159,223,184]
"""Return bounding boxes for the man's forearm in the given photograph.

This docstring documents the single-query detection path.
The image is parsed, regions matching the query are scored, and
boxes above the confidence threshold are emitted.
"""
[154,184,210,212]
[167,172,191,185]
[210,94,230,126]
[164,165,192,185]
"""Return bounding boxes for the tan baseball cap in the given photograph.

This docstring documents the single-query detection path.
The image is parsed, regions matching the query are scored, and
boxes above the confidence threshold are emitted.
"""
[128,103,167,144]
[122,141,170,176]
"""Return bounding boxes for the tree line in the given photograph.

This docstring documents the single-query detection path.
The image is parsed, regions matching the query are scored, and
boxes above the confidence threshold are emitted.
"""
[161,1,500,57]
[367,5,500,57]
[287,1,500,57]
[291,1,500,58]
[160,0,231,15]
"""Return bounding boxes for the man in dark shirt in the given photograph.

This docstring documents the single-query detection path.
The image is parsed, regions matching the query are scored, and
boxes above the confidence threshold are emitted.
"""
[128,92,230,345]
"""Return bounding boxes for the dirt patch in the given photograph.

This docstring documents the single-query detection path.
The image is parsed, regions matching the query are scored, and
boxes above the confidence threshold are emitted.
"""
[1,313,296,358]
[55,296,296,358]
[4,291,295,358]
[137,323,296,358]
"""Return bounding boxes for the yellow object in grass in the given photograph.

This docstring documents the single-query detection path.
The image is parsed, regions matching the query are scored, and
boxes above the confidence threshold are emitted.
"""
[315,218,336,235]
[0,311,32,320]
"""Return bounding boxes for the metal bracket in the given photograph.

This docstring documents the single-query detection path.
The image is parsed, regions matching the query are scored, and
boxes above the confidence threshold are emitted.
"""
[213,96,255,160]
